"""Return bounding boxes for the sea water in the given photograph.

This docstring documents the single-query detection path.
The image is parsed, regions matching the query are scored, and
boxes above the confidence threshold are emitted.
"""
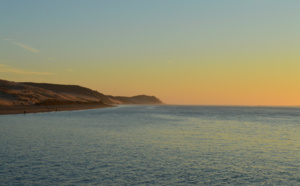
[0,105,299,185]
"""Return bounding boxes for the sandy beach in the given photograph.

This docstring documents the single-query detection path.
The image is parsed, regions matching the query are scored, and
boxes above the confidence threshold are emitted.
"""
[0,104,112,115]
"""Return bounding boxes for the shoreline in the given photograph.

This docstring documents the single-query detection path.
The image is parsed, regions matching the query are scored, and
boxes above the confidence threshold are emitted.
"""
[0,104,113,115]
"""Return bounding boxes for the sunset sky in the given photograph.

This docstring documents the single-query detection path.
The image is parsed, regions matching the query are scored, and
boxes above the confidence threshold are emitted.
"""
[1,1,300,105]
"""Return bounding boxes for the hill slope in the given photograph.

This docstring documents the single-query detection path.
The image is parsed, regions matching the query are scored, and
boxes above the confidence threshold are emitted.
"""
[23,82,114,104]
[0,79,163,106]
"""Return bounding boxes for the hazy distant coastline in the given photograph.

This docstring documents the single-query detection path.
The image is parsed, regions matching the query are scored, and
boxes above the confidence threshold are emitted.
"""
[0,79,163,115]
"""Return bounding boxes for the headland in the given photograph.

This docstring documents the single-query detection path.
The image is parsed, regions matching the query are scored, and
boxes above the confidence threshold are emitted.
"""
[0,79,163,115]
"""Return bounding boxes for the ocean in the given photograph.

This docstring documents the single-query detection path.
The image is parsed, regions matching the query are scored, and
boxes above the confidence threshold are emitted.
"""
[0,105,299,185]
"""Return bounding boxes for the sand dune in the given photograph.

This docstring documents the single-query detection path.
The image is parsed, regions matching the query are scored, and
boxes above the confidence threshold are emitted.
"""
[0,79,163,114]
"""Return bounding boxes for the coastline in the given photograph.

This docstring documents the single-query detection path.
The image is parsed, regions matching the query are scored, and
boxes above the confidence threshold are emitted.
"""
[0,104,113,115]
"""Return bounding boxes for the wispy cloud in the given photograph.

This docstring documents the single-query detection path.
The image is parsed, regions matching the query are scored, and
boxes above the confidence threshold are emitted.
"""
[3,38,39,53]
[12,42,39,53]
[0,64,55,75]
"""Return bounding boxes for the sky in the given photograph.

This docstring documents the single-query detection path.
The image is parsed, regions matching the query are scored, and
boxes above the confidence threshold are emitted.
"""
[1,0,300,105]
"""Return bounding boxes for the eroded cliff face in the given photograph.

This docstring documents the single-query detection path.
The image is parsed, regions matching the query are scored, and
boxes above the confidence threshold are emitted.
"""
[0,80,75,106]
[0,79,163,106]
[22,82,113,104]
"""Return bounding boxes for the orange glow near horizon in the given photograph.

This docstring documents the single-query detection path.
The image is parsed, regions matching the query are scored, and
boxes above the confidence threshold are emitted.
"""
[1,1,300,106]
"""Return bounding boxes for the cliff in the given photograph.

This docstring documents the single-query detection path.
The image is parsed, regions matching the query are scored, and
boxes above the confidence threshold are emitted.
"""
[23,82,114,104]
[0,79,163,106]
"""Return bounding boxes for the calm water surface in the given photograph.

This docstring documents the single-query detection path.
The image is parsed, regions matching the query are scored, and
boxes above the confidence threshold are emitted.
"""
[0,105,300,185]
